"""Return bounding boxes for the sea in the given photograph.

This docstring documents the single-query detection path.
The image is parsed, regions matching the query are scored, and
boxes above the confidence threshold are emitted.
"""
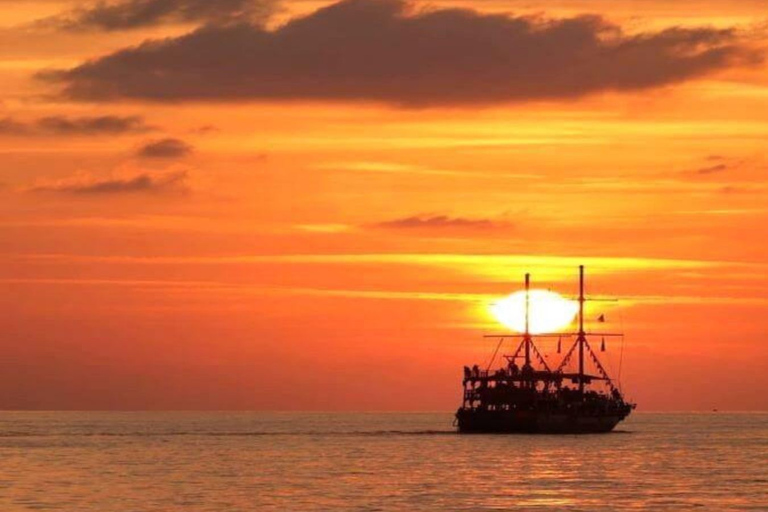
[0,412,766,511]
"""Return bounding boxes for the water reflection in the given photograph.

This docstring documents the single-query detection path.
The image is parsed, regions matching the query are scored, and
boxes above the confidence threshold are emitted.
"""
[0,412,765,511]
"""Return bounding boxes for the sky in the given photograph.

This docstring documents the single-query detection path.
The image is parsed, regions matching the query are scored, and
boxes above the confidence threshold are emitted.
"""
[0,0,767,411]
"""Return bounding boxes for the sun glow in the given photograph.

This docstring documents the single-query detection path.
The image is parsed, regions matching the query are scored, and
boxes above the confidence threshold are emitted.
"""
[491,289,578,334]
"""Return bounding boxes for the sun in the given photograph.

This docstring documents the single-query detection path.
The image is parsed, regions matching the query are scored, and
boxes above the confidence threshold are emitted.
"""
[491,289,578,334]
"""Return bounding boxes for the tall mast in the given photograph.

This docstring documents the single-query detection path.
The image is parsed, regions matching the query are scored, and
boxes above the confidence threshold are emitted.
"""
[524,273,531,367]
[578,265,585,394]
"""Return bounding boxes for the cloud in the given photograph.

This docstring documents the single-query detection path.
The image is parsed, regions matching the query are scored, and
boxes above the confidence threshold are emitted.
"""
[0,117,27,134]
[0,115,152,136]
[32,171,188,195]
[37,115,152,135]
[137,138,193,158]
[695,163,729,175]
[683,156,743,177]
[376,214,507,230]
[41,0,758,106]
[49,0,275,31]
[191,124,218,134]
[719,186,752,195]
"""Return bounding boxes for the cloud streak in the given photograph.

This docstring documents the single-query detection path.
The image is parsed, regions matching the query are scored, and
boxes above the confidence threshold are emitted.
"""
[682,156,744,177]
[376,214,507,230]
[137,138,193,158]
[41,0,757,106]
[15,253,729,273]
[32,171,188,195]
[695,163,729,175]
[49,0,275,31]
[0,115,152,136]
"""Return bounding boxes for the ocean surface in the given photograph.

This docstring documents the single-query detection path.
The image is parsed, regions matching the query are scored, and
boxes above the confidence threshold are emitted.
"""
[0,412,766,511]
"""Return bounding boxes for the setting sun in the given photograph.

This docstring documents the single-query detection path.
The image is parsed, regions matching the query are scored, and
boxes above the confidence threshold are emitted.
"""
[491,289,579,334]
[1,0,767,508]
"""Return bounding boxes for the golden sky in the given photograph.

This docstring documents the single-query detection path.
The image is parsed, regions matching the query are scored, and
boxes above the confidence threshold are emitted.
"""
[1,0,767,410]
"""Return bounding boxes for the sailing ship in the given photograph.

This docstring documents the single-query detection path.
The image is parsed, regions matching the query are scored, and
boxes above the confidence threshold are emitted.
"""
[456,265,635,433]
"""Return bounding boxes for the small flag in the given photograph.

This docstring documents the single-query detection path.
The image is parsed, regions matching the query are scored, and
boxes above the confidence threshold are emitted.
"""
[601,337,606,352]
[598,314,605,323]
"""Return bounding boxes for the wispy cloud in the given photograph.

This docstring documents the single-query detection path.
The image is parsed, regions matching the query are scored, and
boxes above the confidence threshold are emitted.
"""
[285,289,768,307]
[316,161,538,178]
[137,138,193,159]
[682,155,745,177]
[720,185,752,195]
[3,279,766,307]
[45,0,276,31]
[295,224,353,233]
[0,115,152,136]
[375,214,508,231]
[32,171,188,195]
[13,253,733,277]
[0,117,26,134]
[694,163,729,175]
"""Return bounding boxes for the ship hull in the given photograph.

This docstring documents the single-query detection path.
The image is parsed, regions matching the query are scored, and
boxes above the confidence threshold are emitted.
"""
[456,409,629,434]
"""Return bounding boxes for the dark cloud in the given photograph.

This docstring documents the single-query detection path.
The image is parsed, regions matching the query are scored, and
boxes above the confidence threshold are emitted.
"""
[695,163,729,175]
[36,115,152,135]
[0,117,28,134]
[41,0,757,106]
[719,185,754,195]
[0,115,151,136]
[137,137,193,158]
[376,214,506,230]
[50,0,275,31]
[33,171,188,195]
[684,156,743,177]
[191,124,218,134]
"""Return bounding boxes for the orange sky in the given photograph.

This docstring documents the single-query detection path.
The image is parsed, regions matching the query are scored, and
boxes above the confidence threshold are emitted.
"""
[1,0,767,410]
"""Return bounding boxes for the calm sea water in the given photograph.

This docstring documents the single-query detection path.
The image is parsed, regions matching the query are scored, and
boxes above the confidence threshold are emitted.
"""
[0,412,766,511]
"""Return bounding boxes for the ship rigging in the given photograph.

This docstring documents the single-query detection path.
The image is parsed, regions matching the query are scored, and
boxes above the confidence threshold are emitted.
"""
[455,265,635,433]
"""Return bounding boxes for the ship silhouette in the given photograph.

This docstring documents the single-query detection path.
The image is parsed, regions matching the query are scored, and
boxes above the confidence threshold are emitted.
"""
[456,266,635,433]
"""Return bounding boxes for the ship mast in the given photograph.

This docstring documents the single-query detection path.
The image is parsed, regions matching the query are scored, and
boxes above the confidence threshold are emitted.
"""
[524,273,531,368]
[578,265,585,394]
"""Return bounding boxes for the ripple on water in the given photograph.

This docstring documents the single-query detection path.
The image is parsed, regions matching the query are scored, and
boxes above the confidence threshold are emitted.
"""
[0,412,766,511]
